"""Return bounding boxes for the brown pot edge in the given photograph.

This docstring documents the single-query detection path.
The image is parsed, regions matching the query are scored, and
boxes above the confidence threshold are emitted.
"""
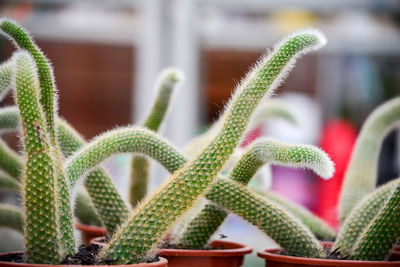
[75,223,107,235]
[158,239,252,257]
[257,247,400,266]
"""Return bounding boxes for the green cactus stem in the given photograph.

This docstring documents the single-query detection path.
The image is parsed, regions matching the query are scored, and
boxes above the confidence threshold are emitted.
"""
[208,178,324,258]
[0,171,20,191]
[255,190,336,241]
[57,118,129,234]
[333,178,399,257]
[0,58,14,100]
[14,51,62,263]
[0,19,58,144]
[338,97,400,223]
[65,127,185,187]
[351,180,400,261]
[74,189,103,227]
[130,68,183,207]
[0,139,22,179]
[1,20,78,257]
[178,139,334,248]
[0,106,20,133]
[98,30,326,264]
[0,204,24,233]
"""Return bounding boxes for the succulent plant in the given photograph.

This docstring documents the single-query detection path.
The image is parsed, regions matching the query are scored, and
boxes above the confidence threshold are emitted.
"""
[6,19,384,265]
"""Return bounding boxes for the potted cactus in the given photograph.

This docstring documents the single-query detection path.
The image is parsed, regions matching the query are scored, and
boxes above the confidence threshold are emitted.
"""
[257,98,400,266]
[0,19,328,266]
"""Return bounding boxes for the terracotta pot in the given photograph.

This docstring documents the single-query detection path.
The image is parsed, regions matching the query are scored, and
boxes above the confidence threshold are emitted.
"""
[158,240,252,267]
[75,222,107,245]
[0,252,167,267]
[257,242,400,267]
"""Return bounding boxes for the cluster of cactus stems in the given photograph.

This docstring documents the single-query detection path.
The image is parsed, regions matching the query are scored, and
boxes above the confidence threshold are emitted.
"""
[3,18,399,265]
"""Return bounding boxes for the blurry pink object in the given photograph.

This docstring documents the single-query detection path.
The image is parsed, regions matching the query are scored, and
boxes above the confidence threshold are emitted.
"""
[316,120,357,229]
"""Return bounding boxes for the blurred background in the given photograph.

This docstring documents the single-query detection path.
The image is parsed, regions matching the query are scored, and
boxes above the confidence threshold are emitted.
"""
[0,1,400,266]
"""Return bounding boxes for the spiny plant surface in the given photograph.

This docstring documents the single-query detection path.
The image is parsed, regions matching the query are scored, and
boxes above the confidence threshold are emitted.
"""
[97,30,326,264]
[333,178,400,257]
[177,138,334,249]
[130,68,182,206]
[338,97,400,223]
[1,20,76,258]
[57,119,130,234]
[14,52,64,263]
[351,181,400,261]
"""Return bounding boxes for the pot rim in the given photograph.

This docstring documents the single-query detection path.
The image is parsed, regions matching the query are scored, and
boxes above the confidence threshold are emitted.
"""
[158,239,252,257]
[257,247,400,266]
[0,252,167,267]
[75,222,107,235]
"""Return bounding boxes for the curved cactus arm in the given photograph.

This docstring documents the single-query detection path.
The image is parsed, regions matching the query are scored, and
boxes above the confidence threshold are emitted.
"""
[74,188,103,227]
[0,58,15,101]
[351,180,400,261]
[207,179,324,258]
[231,138,333,184]
[184,99,297,157]
[0,171,20,191]
[0,204,24,233]
[0,19,58,144]
[0,139,22,180]
[332,178,399,258]
[130,68,183,206]
[338,97,400,223]
[65,127,185,188]
[99,30,326,264]
[14,51,63,263]
[177,139,334,248]
[57,119,129,234]
[255,190,336,241]
[1,21,77,257]
[0,106,20,133]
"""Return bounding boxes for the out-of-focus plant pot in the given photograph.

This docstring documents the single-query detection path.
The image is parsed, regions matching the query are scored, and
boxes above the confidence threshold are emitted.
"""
[0,252,168,267]
[257,242,400,267]
[75,222,107,245]
[157,240,252,267]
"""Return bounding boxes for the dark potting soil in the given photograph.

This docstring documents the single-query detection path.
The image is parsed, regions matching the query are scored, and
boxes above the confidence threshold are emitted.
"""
[0,252,25,263]
[0,244,159,265]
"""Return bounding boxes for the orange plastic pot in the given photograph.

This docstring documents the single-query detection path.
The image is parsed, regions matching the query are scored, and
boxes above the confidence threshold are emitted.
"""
[0,252,167,267]
[257,242,400,267]
[75,222,107,245]
[158,240,252,267]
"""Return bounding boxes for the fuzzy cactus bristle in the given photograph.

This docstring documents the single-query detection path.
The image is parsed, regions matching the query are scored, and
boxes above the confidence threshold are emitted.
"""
[14,51,62,263]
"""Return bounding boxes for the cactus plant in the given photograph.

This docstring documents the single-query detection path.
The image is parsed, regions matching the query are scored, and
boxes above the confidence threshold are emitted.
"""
[3,19,372,265]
